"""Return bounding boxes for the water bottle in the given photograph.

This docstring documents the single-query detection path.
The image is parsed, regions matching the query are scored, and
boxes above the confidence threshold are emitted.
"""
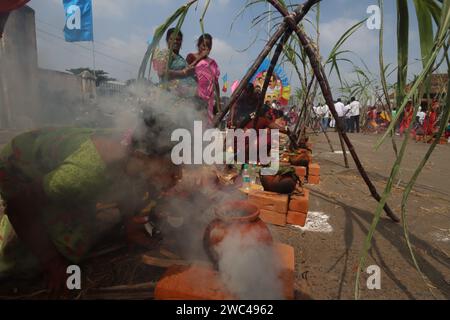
[242,164,251,191]
[250,164,257,184]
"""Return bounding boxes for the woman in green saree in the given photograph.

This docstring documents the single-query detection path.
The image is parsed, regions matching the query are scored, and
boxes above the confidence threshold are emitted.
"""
[152,28,198,98]
[0,124,181,293]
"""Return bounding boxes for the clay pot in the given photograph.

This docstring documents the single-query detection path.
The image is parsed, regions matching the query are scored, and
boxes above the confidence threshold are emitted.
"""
[260,174,297,194]
[203,201,272,269]
[289,154,310,167]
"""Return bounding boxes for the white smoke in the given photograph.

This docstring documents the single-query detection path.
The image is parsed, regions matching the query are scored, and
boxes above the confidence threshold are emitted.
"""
[216,228,284,300]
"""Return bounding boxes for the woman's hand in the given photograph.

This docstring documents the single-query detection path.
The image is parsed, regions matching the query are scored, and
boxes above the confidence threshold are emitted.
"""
[182,64,195,76]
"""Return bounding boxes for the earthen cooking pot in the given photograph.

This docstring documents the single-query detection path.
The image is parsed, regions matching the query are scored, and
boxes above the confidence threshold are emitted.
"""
[203,201,272,269]
[260,173,297,194]
[289,152,310,167]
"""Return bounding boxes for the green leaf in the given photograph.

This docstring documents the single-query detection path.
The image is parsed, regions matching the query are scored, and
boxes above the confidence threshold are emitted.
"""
[326,19,366,64]
[413,0,435,66]
[396,0,409,109]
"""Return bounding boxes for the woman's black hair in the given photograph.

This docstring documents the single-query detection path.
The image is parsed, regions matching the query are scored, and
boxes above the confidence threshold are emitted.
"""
[166,28,183,42]
[197,33,212,48]
[131,108,177,157]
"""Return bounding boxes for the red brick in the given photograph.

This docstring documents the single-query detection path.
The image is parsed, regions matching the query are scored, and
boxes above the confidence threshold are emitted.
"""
[308,163,320,176]
[155,243,295,300]
[274,242,295,300]
[259,209,287,226]
[289,189,309,213]
[294,166,307,177]
[308,175,320,185]
[248,190,289,214]
[155,265,236,300]
[287,211,307,227]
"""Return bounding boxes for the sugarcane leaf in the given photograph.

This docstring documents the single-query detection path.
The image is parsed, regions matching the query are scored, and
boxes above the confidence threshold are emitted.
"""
[413,0,435,67]
[200,0,211,34]
[396,0,409,109]
[422,0,443,26]
[326,19,366,64]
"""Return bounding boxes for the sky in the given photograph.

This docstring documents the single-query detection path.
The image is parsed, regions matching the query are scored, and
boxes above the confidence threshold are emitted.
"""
[27,0,431,97]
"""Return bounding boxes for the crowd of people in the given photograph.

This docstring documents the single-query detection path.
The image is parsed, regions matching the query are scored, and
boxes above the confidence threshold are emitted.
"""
[312,97,362,133]
[401,100,445,141]
[311,97,447,142]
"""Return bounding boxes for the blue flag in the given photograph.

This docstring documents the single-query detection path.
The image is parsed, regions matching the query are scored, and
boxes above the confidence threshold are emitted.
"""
[63,0,93,42]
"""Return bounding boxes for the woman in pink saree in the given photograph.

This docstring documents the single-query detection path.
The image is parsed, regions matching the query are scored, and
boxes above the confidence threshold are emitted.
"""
[187,34,221,125]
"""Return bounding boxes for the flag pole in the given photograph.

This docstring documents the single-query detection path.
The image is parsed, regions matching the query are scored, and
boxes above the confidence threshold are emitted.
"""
[91,40,96,83]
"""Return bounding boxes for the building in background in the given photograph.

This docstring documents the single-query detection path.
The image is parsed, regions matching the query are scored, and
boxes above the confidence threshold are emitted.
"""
[0,5,97,130]
[0,5,40,129]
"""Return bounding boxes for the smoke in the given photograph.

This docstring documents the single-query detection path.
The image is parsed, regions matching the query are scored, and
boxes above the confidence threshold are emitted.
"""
[216,228,284,300]
[157,163,285,300]
[156,165,247,260]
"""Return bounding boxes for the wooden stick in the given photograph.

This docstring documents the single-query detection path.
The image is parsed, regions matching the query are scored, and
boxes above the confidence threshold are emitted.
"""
[213,0,320,127]
[160,248,181,260]
[267,0,400,222]
[320,121,335,153]
[251,31,292,130]
[338,132,349,168]
[142,255,189,268]
[91,282,156,292]
[142,254,212,268]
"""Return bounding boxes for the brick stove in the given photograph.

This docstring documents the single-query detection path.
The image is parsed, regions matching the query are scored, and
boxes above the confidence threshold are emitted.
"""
[154,242,295,300]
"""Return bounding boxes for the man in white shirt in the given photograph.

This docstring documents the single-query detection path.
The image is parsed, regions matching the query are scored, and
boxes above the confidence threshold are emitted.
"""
[334,98,347,132]
[349,97,362,133]
[417,106,426,125]
[321,104,330,131]
[344,102,352,133]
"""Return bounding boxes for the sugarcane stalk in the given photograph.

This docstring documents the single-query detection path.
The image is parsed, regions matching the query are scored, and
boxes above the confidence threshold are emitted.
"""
[213,0,320,127]
[338,132,349,168]
[267,0,400,222]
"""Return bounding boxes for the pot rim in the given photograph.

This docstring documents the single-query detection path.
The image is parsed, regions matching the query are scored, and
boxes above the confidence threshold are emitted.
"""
[214,201,259,223]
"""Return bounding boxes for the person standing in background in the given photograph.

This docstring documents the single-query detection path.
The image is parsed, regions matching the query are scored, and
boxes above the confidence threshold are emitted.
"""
[349,97,361,133]
[399,102,414,136]
[416,106,426,126]
[334,99,346,132]
[152,28,197,98]
[344,101,352,133]
[186,34,221,124]
[321,104,330,132]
